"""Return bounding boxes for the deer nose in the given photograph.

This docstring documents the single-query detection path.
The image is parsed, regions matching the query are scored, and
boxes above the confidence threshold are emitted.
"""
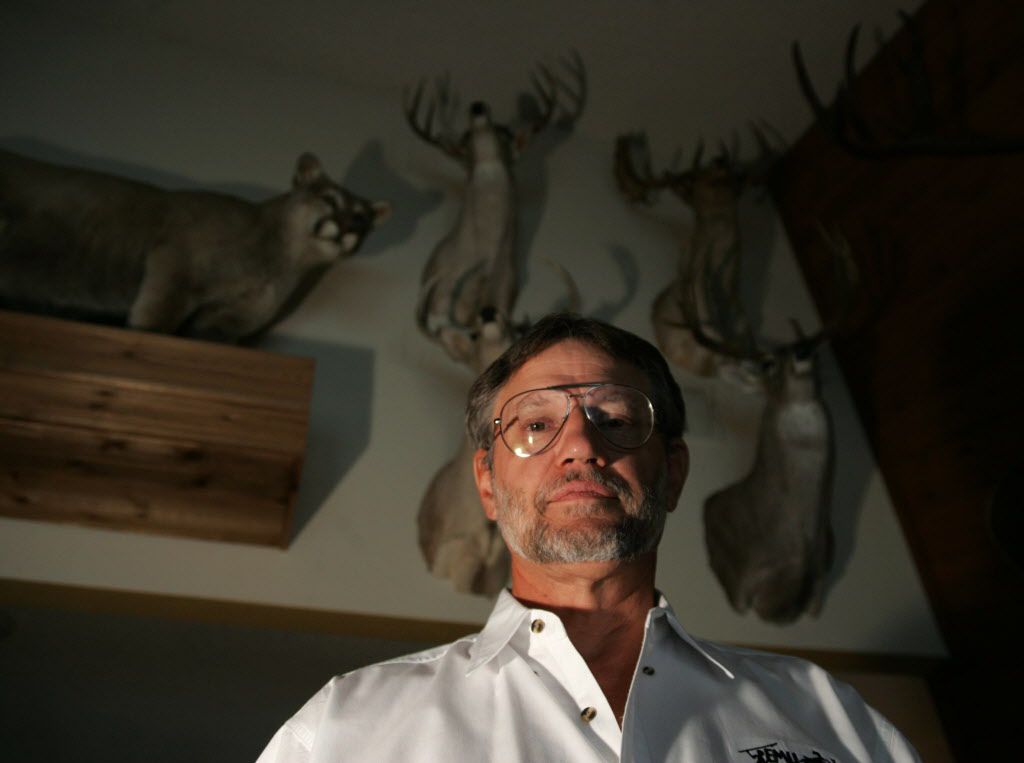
[470,101,487,116]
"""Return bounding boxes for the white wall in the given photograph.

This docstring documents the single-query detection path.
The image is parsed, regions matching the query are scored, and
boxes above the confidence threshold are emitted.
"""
[0,1,945,656]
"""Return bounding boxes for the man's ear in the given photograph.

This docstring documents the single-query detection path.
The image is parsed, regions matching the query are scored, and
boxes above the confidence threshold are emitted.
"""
[664,438,689,513]
[473,448,498,521]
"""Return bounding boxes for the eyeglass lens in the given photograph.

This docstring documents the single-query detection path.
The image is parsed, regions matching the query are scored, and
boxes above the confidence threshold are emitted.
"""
[498,384,654,457]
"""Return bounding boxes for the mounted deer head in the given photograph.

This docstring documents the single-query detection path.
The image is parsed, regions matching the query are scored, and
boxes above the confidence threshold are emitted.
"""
[405,52,585,365]
[680,226,858,622]
[793,12,1024,158]
[416,265,580,597]
[405,55,585,594]
[615,129,777,377]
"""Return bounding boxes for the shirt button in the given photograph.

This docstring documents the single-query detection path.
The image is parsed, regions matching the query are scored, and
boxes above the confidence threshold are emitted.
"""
[580,706,597,723]
[642,666,655,676]
[530,618,545,633]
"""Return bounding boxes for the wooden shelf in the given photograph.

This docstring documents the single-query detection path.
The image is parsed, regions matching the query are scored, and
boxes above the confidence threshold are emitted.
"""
[0,310,314,546]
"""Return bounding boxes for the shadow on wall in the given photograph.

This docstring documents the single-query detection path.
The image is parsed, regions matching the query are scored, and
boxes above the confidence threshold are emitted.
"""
[259,336,374,543]
[513,89,582,292]
[818,346,876,601]
[735,191,777,337]
[0,135,280,197]
[590,244,640,324]
[342,138,444,258]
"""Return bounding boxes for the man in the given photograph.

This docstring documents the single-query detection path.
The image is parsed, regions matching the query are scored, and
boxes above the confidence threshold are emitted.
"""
[257,313,920,762]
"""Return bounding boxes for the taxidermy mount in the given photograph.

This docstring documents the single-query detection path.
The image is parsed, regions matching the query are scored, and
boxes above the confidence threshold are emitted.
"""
[0,149,390,342]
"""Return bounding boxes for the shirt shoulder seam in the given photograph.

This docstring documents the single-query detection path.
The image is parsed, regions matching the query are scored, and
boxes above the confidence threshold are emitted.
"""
[350,635,477,671]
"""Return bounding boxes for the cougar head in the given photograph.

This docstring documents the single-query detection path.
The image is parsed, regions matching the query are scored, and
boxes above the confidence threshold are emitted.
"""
[285,152,391,265]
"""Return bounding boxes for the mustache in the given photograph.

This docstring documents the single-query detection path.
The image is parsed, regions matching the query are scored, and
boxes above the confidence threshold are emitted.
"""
[536,468,635,506]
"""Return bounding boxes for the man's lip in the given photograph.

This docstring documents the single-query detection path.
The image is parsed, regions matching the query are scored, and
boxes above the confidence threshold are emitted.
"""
[547,482,618,502]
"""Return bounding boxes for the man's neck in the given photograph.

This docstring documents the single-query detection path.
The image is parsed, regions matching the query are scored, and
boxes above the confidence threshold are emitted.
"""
[510,553,657,725]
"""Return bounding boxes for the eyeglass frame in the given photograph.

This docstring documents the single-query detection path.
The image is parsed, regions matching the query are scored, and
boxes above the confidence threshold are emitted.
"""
[491,381,657,458]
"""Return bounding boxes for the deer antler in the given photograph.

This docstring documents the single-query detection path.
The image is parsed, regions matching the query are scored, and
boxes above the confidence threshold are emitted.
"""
[613,133,680,205]
[793,13,1024,158]
[520,50,587,146]
[678,223,859,369]
[791,225,860,352]
[403,75,465,162]
[675,239,762,365]
[616,127,780,207]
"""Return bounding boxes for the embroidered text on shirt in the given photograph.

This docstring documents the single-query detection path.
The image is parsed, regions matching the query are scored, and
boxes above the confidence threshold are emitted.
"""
[737,741,839,762]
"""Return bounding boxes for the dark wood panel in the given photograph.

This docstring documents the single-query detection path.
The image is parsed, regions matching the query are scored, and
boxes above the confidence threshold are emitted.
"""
[771,0,1024,757]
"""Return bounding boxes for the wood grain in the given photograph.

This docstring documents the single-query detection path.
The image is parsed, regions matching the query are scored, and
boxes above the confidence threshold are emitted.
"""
[0,309,313,546]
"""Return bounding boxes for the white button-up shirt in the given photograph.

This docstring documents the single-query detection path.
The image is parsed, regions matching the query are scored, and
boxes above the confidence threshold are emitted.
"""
[256,591,919,762]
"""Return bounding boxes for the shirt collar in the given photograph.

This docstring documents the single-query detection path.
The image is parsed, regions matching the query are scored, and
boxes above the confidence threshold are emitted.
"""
[466,588,734,679]
[467,588,529,674]
[652,591,735,679]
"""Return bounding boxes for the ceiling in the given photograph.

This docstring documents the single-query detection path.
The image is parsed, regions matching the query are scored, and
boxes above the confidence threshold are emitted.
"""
[4,0,922,147]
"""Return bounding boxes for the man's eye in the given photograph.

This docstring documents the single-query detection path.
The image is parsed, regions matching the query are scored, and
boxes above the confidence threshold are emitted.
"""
[589,408,633,430]
[525,420,550,432]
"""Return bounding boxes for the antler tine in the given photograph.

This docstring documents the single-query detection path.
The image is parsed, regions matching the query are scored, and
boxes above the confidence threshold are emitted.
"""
[527,63,559,135]
[736,121,781,197]
[446,259,488,327]
[837,24,882,148]
[893,10,936,137]
[403,80,427,128]
[799,17,1024,157]
[790,224,860,352]
[404,81,435,140]
[613,132,676,205]
[541,257,582,314]
[729,130,742,165]
[690,139,705,173]
[433,73,462,136]
[749,121,772,156]
[403,76,463,161]
[554,48,588,124]
[675,237,763,363]
[841,24,863,94]
[792,40,832,125]
[414,270,441,338]
[794,24,881,156]
[716,138,731,167]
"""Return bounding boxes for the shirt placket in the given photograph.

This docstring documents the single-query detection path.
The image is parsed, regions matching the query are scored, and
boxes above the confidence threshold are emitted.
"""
[620,614,660,763]
[524,611,623,762]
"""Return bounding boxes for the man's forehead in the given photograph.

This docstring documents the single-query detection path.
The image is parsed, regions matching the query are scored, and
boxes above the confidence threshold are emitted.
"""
[496,339,650,407]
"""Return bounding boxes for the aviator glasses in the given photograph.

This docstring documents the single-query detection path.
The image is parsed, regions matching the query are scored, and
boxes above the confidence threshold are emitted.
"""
[494,383,656,458]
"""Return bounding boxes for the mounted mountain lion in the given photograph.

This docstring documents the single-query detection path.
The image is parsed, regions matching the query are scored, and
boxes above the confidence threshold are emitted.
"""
[0,149,390,341]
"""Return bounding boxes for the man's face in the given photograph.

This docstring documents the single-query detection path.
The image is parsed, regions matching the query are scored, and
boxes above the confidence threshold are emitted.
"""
[473,340,688,565]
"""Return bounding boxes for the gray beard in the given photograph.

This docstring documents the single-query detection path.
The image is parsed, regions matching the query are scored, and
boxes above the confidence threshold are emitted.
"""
[493,467,669,564]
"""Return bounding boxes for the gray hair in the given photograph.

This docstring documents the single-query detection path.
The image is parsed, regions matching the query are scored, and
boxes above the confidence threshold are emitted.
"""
[466,313,686,452]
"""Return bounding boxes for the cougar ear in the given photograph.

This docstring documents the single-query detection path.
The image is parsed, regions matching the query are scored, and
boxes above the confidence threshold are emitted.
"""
[293,153,324,188]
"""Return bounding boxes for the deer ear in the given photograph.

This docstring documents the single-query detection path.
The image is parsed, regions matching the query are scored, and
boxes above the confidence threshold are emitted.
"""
[293,153,324,188]
[371,201,392,226]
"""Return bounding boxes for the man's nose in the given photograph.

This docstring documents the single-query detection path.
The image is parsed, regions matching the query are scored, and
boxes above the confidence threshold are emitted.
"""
[554,403,608,466]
